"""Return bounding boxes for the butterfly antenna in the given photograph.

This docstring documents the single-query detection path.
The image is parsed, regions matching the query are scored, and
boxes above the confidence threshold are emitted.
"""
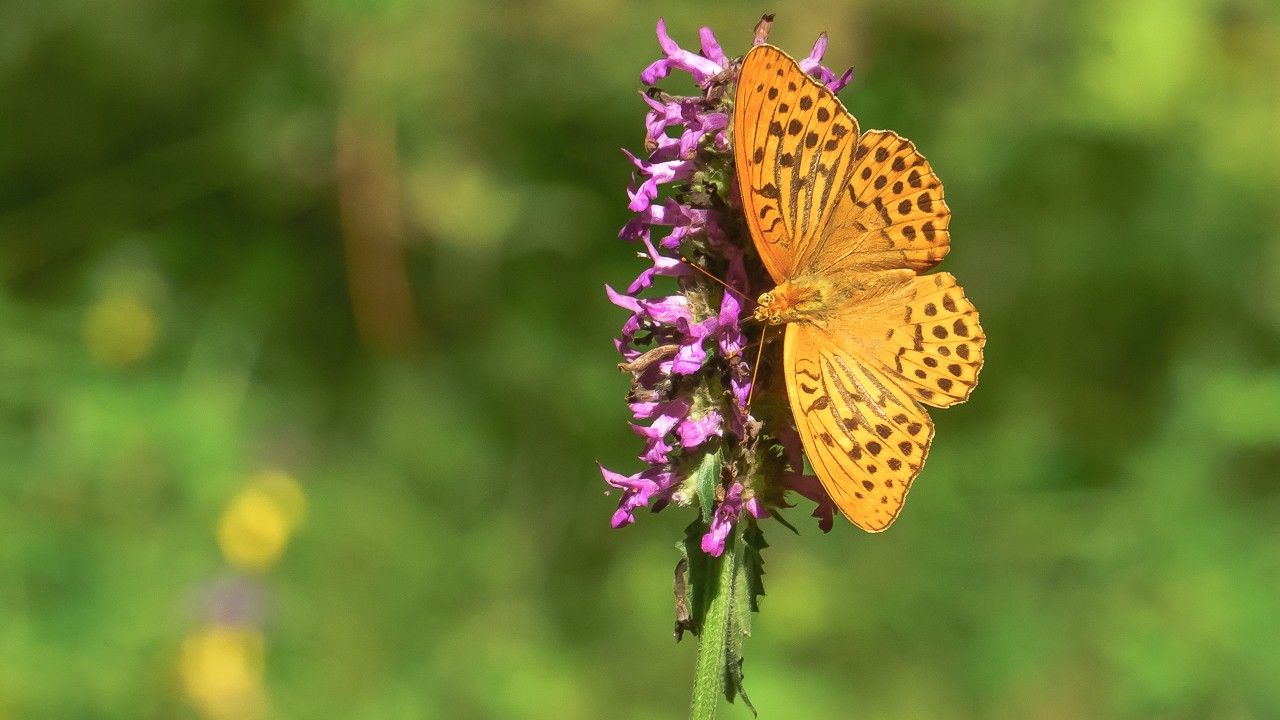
[746,323,769,411]
[680,256,752,302]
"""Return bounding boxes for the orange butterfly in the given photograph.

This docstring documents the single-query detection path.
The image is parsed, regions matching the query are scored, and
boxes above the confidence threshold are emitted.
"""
[734,44,985,532]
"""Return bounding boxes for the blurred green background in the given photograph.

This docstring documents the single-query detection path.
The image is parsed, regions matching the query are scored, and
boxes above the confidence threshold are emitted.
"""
[3,0,1279,717]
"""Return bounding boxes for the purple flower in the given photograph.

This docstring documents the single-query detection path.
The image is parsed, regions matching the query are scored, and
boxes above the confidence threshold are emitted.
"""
[798,33,855,93]
[602,17,854,549]
[601,464,679,528]
[622,149,697,212]
[702,482,744,555]
[641,18,728,87]
[630,396,691,464]
[627,236,690,294]
[678,407,723,447]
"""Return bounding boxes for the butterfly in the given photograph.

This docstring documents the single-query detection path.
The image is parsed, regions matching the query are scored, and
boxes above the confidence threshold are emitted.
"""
[733,44,985,532]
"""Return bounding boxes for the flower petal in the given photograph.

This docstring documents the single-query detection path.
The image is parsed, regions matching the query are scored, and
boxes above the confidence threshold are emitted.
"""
[677,409,723,448]
[699,27,729,66]
[701,482,744,556]
[643,18,727,86]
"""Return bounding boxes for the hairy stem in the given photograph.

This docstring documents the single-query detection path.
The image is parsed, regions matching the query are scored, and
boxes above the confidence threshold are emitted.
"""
[689,525,740,720]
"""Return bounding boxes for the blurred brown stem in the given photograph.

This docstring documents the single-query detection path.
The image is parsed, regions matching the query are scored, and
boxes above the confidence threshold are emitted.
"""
[335,45,421,353]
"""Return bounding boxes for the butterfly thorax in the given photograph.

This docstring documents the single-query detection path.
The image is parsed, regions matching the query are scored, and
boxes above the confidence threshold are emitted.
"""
[753,276,842,326]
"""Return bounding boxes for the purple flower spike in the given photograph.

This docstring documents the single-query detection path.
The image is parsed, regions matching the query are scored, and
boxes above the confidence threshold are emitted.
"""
[604,18,855,548]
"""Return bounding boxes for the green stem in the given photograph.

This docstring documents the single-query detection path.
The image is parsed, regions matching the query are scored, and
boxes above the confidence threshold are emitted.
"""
[689,526,739,720]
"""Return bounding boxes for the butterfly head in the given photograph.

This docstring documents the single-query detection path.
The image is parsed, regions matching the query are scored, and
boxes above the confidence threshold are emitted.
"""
[753,291,782,325]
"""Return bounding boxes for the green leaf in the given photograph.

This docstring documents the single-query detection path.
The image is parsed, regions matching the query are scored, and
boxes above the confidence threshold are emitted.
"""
[742,521,768,614]
[767,506,800,535]
[690,450,722,522]
[723,522,760,715]
[678,519,710,639]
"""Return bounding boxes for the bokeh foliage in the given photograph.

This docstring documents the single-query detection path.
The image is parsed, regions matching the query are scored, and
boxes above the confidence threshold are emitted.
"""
[2,0,1279,717]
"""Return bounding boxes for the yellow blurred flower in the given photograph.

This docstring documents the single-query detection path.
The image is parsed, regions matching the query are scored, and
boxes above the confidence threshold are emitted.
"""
[180,626,268,720]
[217,470,306,573]
[81,291,159,367]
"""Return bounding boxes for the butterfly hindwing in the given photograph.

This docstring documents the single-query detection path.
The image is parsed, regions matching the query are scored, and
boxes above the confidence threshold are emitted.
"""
[879,273,985,408]
[734,44,861,282]
[784,323,935,532]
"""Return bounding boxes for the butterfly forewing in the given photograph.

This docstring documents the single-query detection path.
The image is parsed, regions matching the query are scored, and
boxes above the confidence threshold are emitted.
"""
[734,45,860,282]
[806,130,952,276]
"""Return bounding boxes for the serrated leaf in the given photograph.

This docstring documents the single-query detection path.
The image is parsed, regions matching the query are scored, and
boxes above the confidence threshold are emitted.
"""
[674,554,693,641]
[768,506,800,535]
[742,521,768,613]
[723,523,758,716]
[681,519,711,636]
[724,655,756,716]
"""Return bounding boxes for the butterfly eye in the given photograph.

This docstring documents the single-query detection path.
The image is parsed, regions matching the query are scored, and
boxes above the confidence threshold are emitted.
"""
[759,292,774,306]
